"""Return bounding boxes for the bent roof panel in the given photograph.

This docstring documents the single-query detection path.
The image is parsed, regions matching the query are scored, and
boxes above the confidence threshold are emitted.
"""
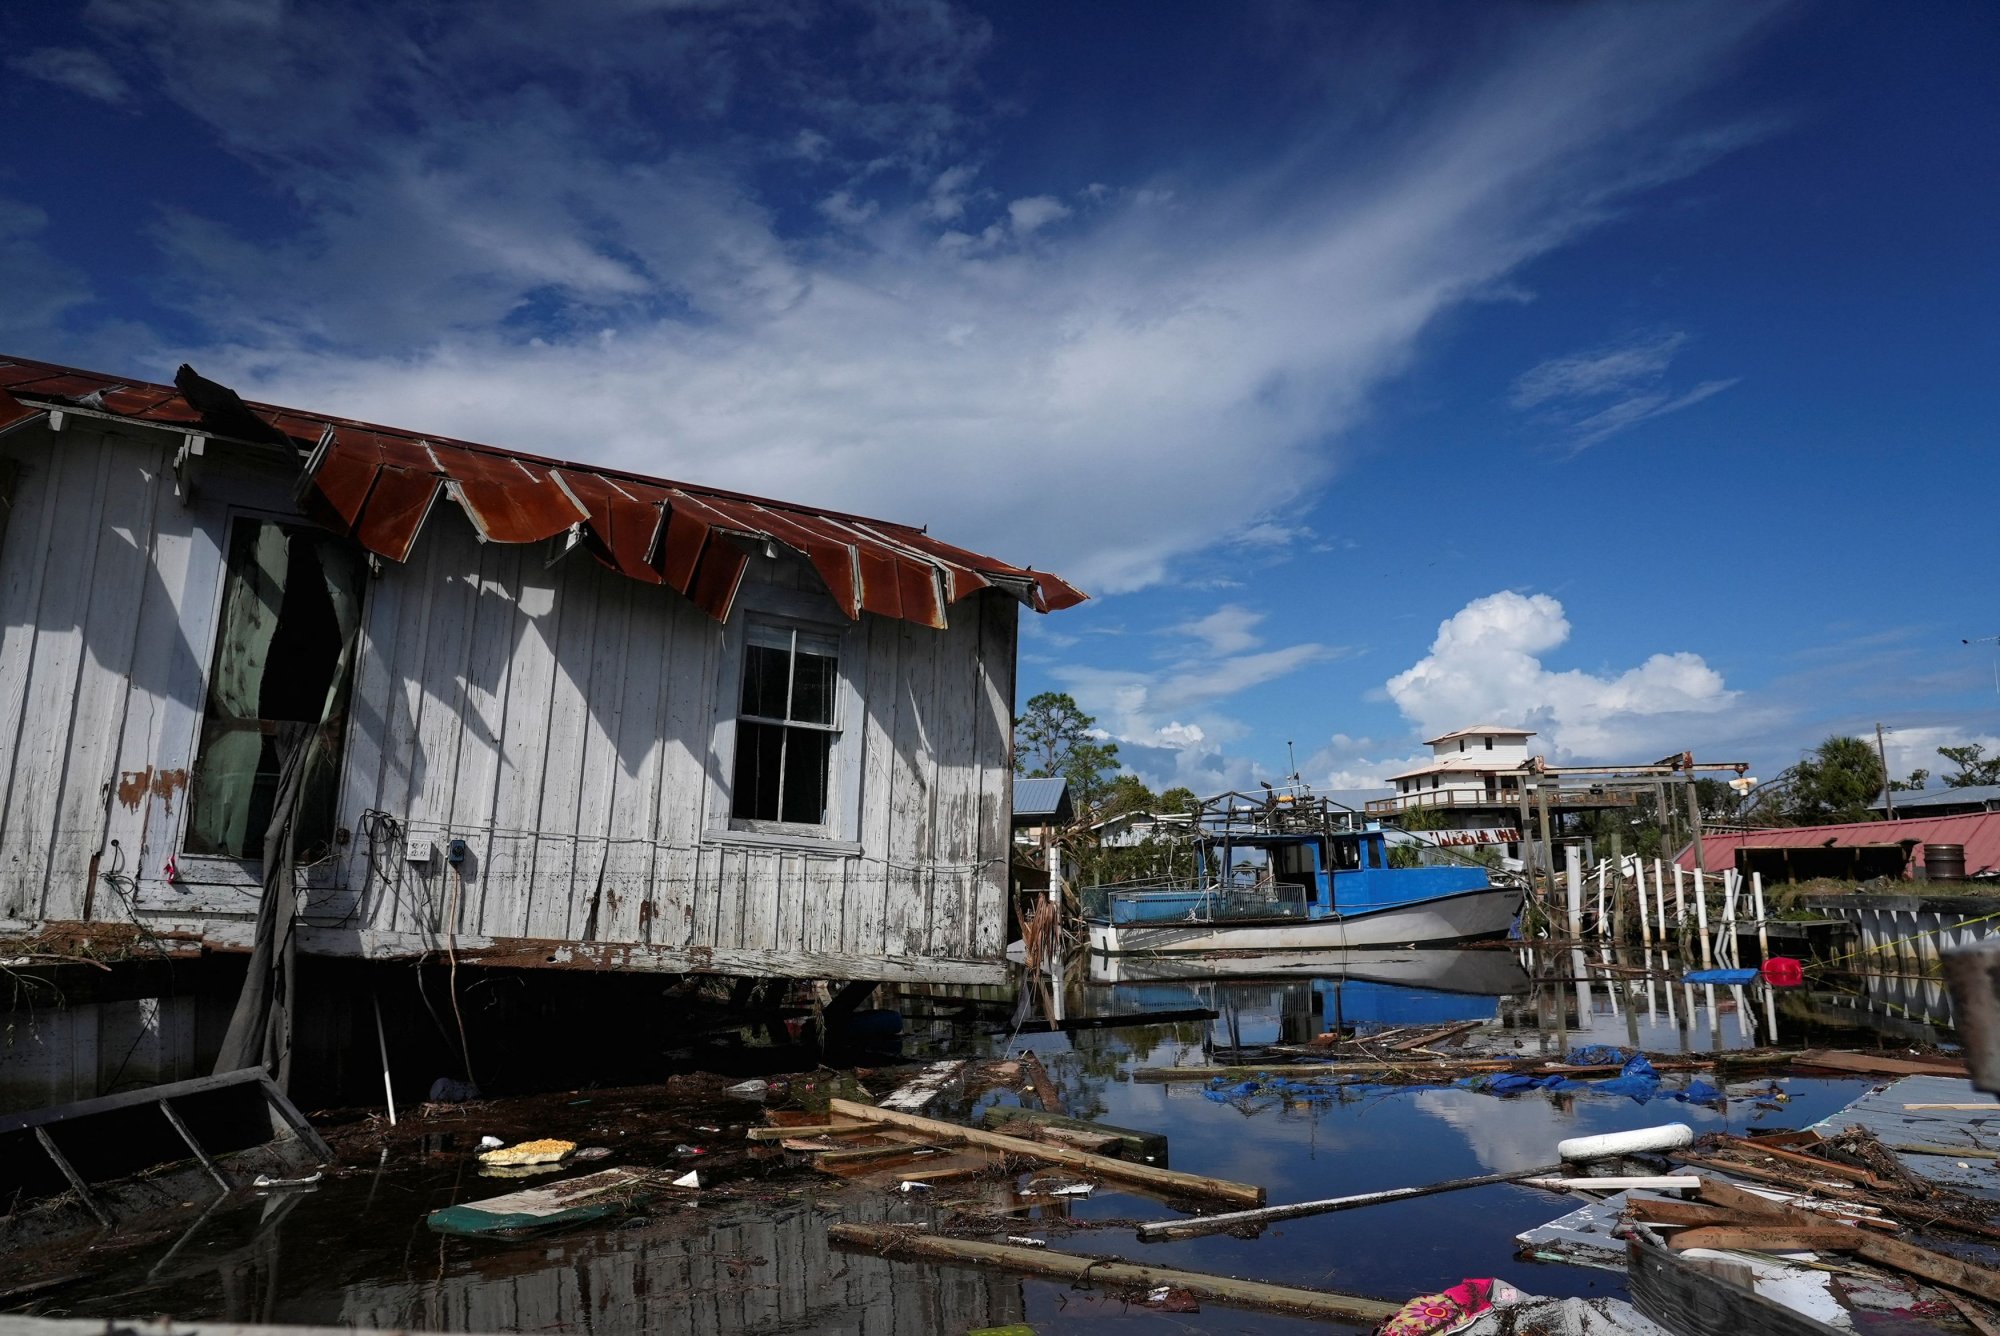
[0,354,1087,630]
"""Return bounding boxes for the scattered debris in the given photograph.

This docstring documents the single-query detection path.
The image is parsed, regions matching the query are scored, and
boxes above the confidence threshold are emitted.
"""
[477,1138,576,1167]
[426,1167,655,1237]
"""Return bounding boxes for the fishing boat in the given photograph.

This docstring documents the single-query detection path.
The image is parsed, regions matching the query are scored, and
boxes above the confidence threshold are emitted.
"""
[1084,786,1523,956]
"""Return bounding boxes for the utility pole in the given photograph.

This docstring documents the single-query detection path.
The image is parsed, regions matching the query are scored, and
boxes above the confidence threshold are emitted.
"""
[1876,722,1895,818]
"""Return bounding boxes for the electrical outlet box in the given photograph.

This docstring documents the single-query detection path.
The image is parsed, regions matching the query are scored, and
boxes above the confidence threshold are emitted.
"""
[404,836,435,869]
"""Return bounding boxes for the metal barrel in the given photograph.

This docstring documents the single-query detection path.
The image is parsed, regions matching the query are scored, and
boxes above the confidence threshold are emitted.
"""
[1924,842,1968,881]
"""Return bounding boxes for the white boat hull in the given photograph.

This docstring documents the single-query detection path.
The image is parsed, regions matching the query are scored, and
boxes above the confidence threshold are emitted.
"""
[1086,886,1521,956]
[1086,946,1532,995]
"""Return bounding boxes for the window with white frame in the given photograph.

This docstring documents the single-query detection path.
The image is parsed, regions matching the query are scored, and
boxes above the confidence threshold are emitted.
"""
[731,622,841,827]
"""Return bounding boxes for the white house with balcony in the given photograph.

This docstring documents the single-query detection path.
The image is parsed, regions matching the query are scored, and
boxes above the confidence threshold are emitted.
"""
[1378,726,1538,815]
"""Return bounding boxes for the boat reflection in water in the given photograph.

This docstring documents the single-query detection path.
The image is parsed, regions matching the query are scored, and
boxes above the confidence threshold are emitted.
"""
[1074,947,1533,1049]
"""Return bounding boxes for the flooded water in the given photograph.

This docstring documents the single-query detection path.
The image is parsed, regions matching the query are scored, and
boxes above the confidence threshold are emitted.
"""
[12,948,1955,1334]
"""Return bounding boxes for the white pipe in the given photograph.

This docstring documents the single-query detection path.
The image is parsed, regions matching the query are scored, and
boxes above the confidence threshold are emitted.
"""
[1752,870,1771,964]
[1594,859,1607,937]
[1635,858,1654,948]
[1673,863,1686,929]
[1565,845,1584,939]
[1654,859,1668,939]
[1693,869,1712,966]
[372,992,397,1128]
[1762,982,1779,1045]
[1558,1123,1694,1161]
[1522,1175,1701,1192]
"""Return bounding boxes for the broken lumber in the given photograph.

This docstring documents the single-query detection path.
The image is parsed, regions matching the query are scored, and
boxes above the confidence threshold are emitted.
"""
[1134,1162,1564,1242]
[1696,1175,2000,1306]
[828,1224,1399,1324]
[1018,1052,1065,1113]
[977,1105,1170,1165]
[1715,1134,1889,1188]
[1794,1049,1969,1078]
[1887,1142,2000,1160]
[1668,1225,1864,1252]
[1387,1020,1482,1052]
[815,1138,960,1166]
[745,1121,870,1140]
[827,1097,1261,1206]
[879,1060,969,1114]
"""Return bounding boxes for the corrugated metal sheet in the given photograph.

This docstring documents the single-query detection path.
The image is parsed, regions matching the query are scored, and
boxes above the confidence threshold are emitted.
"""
[0,354,1086,628]
[1880,784,2000,814]
[1811,1074,2000,1200]
[1676,811,2000,878]
[1013,776,1073,823]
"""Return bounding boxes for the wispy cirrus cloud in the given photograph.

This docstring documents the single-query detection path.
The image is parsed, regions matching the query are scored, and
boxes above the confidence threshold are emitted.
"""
[1512,330,1739,451]
[7,46,133,104]
[10,0,1784,595]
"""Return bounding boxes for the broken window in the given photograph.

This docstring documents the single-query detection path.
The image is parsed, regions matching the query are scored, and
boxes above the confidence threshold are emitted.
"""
[731,622,840,827]
[185,518,364,862]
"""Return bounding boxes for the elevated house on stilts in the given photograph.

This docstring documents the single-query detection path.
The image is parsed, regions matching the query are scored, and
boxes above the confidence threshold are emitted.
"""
[0,355,1082,1099]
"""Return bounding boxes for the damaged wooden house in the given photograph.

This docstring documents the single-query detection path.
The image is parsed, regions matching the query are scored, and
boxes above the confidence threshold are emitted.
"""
[0,355,1083,1001]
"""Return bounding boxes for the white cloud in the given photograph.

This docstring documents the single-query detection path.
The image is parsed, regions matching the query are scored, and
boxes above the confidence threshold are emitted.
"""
[27,2,1781,595]
[1384,590,1735,760]
[8,46,133,104]
[1512,329,1738,451]
[1006,194,1070,234]
[0,200,94,342]
[1177,604,1265,656]
[1877,726,2000,787]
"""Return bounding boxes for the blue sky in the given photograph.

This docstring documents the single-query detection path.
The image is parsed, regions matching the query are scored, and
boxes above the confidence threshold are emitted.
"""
[3,0,1996,797]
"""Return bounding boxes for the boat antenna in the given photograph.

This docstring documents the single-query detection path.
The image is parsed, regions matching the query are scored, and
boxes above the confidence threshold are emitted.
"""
[1287,739,1298,786]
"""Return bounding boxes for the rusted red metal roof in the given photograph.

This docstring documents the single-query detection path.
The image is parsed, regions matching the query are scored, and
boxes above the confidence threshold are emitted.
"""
[1675,811,2000,879]
[0,355,1085,627]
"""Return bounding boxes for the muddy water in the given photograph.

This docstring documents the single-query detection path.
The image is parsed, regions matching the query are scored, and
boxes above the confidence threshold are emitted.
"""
[14,951,1951,1334]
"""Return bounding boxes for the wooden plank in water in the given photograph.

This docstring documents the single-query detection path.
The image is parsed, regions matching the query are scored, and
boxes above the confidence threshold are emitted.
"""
[828,1098,1262,1205]
[976,1105,1169,1165]
[879,1060,968,1114]
[827,1224,1399,1324]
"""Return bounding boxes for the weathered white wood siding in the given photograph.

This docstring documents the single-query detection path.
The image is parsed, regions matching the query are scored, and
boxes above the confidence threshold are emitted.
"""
[0,420,1017,981]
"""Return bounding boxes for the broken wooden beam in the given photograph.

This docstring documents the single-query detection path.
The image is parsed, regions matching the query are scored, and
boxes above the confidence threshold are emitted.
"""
[878,1060,969,1114]
[1695,1174,2000,1306]
[1018,1052,1064,1114]
[1667,1224,1864,1251]
[977,1105,1170,1165]
[827,1224,1399,1324]
[744,1122,872,1140]
[827,1098,1261,1206]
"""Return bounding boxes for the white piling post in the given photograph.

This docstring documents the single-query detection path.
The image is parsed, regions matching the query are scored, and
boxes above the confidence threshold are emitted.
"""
[1654,859,1669,940]
[1693,869,1712,966]
[1706,983,1721,1045]
[1762,982,1779,1045]
[1635,858,1654,949]
[1565,845,1584,941]
[1730,983,1753,1045]
[1752,871,1771,964]
[1593,858,1607,937]
[1720,869,1738,966]
[1673,863,1687,929]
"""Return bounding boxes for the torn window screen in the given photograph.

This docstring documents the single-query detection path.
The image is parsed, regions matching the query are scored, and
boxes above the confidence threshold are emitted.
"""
[731,622,839,827]
[185,519,363,862]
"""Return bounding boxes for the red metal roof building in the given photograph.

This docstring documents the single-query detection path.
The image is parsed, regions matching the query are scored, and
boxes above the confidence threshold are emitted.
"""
[1675,812,2000,881]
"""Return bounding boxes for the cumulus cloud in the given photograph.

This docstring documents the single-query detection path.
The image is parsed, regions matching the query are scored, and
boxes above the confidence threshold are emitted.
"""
[16,1,1782,593]
[1512,329,1739,451]
[1384,590,1735,760]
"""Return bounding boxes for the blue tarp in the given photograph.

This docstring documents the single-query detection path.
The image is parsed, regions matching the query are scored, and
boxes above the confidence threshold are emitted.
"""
[1683,968,1760,984]
[1203,1050,1726,1107]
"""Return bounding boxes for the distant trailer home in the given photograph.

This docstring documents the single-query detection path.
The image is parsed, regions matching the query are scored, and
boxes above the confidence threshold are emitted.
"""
[0,356,1084,987]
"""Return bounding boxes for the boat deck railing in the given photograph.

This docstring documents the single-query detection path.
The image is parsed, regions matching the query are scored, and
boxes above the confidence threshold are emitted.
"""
[1090,877,1313,924]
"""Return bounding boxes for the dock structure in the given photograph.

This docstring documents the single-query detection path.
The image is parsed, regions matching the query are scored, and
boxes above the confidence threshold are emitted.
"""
[0,355,1083,1029]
